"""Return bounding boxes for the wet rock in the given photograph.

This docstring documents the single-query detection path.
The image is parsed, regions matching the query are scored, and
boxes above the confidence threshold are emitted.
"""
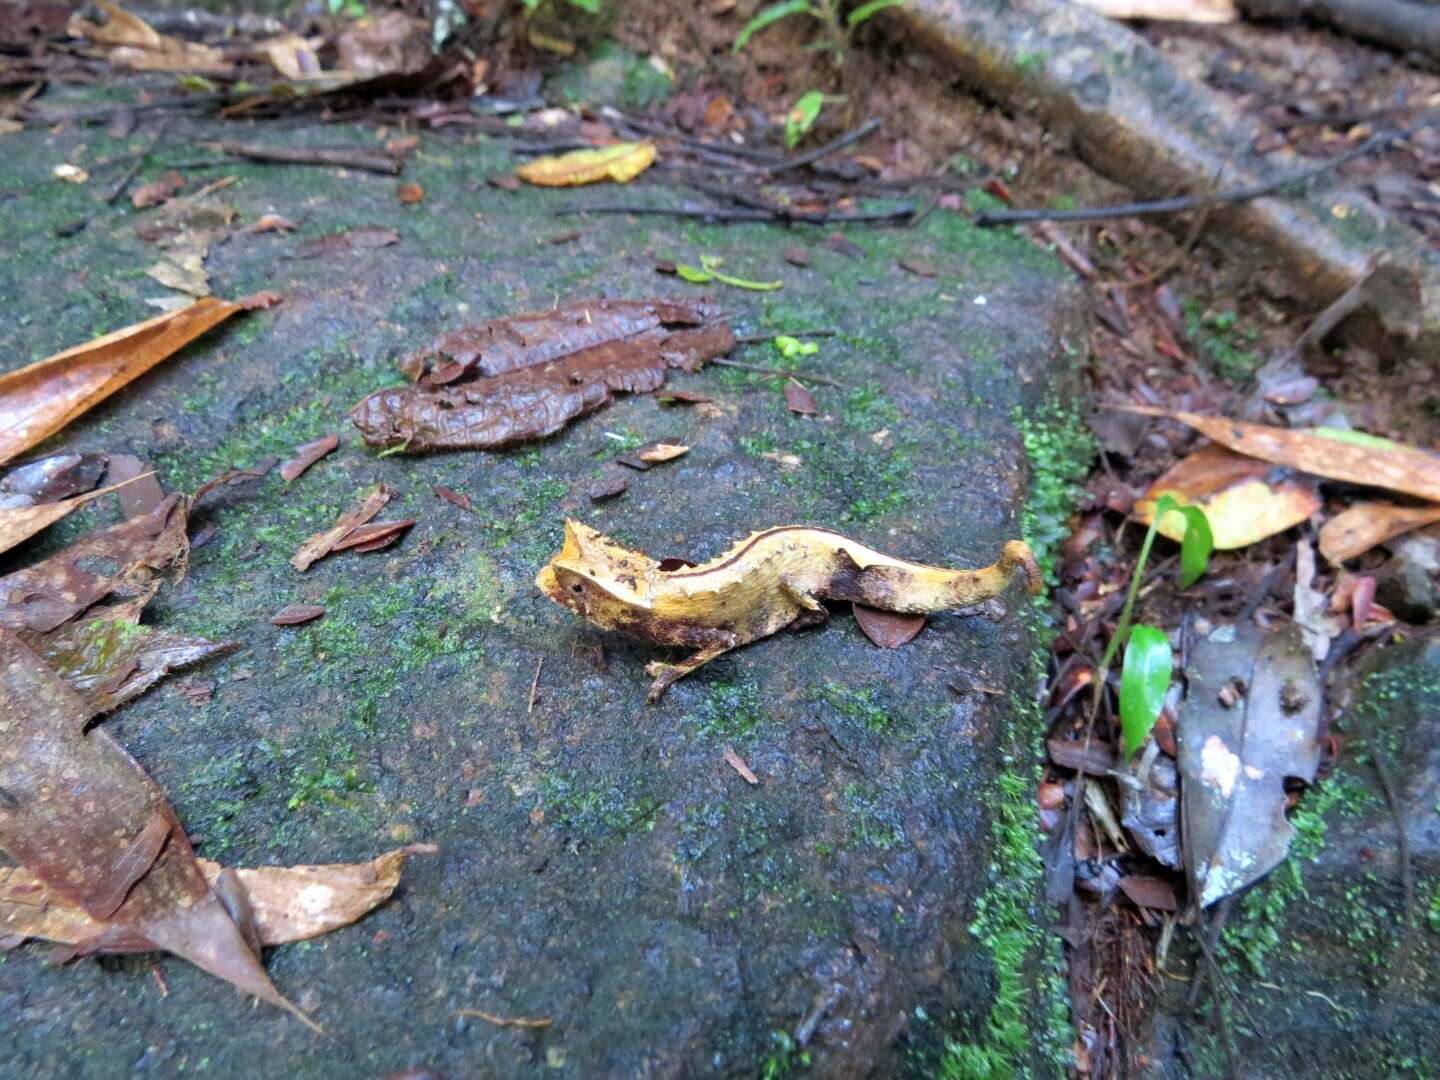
[0,81,1085,1078]
[1376,539,1440,623]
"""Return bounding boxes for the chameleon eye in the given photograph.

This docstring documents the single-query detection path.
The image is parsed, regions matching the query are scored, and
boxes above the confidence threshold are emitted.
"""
[570,582,584,594]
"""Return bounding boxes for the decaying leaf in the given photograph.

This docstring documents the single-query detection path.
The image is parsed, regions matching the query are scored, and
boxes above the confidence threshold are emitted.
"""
[0,461,134,557]
[1294,539,1342,661]
[1178,623,1322,908]
[853,603,926,648]
[1,846,426,950]
[290,484,393,571]
[722,746,759,785]
[1317,500,1440,564]
[295,227,399,258]
[335,11,431,79]
[130,170,184,210]
[351,301,734,453]
[21,592,236,714]
[516,142,656,187]
[258,33,323,81]
[784,380,819,416]
[1121,406,1440,504]
[106,454,166,519]
[0,494,190,633]
[0,630,312,1026]
[1133,444,1320,550]
[68,0,231,74]
[0,298,241,465]
[330,518,414,554]
[619,441,690,470]
[280,434,339,483]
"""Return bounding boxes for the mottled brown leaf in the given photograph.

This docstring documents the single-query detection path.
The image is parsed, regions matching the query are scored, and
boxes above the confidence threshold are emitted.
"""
[279,433,339,483]
[1318,500,1440,564]
[351,301,734,453]
[131,170,184,210]
[0,630,312,1026]
[853,603,925,648]
[271,603,325,626]
[0,298,241,465]
[290,484,392,571]
[1,452,108,506]
[784,380,819,416]
[588,469,630,501]
[0,494,189,632]
[21,592,236,714]
[434,485,471,511]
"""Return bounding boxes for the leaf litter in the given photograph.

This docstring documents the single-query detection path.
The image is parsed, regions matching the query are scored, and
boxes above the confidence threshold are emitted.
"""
[290,484,394,571]
[350,299,735,453]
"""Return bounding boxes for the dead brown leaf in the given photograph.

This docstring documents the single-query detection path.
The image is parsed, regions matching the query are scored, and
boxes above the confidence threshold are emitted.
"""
[130,170,184,210]
[1120,407,1440,504]
[722,745,759,785]
[291,485,393,571]
[1133,444,1321,550]
[0,298,241,465]
[351,301,733,453]
[434,485,472,511]
[295,227,399,259]
[1118,874,1179,911]
[0,494,189,632]
[331,518,415,553]
[279,433,339,483]
[271,603,325,626]
[69,0,231,75]
[853,603,926,648]
[397,182,425,205]
[1317,501,1440,564]
[244,214,298,235]
[637,442,689,464]
[336,11,431,79]
[0,459,135,556]
[784,380,819,416]
[0,629,313,1026]
[106,454,166,519]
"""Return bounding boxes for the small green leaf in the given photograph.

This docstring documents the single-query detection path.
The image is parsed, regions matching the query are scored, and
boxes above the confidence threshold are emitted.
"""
[846,0,906,27]
[1120,624,1172,757]
[784,90,824,149]
[733,0,816,52]
[675,264,713,284]
[698,255,782,291]
[563,0,601,10]
[1152,493,1213,589]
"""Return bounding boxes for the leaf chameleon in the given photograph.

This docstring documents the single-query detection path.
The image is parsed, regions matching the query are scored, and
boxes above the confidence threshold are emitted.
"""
[538,521,1042,701]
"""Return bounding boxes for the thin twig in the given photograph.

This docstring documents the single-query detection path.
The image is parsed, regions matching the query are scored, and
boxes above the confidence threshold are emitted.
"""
[527,657,543,716]
[709,359,852,389]
[733,328,838,344]
[1370,743,1415,931]
[554,202,914,225]
[767,118,881,175]
[206,140,403,175]
[973,125,1423,227]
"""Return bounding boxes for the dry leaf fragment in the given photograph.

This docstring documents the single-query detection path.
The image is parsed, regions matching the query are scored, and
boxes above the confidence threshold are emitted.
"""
[106,454,166,518]
[271,603,325,626]
[331,518,415,553]
[434,485,472,511]
[0,298,240,465]
[130,170,184,210]
[0,630,312,1026]
[1133,444,1321,550]
[784,380,819,416]
[458,1009,554,1029]
[0,467,135,557]
[897,256,938,278]
[258,33,322,81]
[1118,874,1179,911]
[853,603,926,648]
[244,213,299,235]
[1120,406,1440,504]
[291,485,393,571]
[280,433,339,483]
[1317,501,1440,564]
[637,442,689,464]
[516,142,657,187]
[397,182,425,205]
[589,469,630,501]
[1,847,428,950]
[69,0,231,74]
[722,746,759,785]
[295,227,398,258]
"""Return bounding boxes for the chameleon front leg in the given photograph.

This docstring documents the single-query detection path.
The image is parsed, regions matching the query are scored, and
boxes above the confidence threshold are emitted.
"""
[644,628,738,702]
[781,576,829,629]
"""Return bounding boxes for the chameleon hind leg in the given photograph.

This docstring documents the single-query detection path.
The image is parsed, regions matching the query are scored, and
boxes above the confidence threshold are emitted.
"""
[644,629,738,703]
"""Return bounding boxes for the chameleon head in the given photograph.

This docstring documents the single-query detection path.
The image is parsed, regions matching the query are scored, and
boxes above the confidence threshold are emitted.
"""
[535,519,655,629]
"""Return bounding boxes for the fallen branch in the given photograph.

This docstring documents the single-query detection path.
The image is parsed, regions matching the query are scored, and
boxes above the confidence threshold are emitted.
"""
[882,0,1440,343]
[205,140,403,175]
[973,126,1415,226]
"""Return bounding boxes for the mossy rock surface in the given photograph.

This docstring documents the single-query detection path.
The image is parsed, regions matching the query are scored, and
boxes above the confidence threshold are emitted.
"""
[0,78,1086,1078]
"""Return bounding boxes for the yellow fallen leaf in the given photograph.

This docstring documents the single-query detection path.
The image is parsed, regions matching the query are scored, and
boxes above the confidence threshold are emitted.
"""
[0,298,241,465]
[1118,406,1440,504]
[637,442,689,464]
[516,142,657,187]
[1133,444,1321,550]
[1318,501,1440,564]
[0,846,432,949]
